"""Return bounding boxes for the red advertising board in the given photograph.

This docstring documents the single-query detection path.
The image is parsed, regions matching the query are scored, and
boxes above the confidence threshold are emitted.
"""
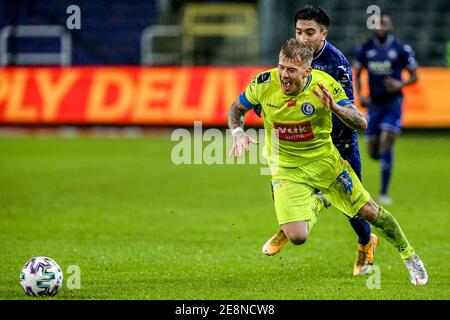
[0,66,449,127]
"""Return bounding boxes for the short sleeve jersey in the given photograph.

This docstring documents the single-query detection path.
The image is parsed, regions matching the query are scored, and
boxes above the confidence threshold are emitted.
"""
[354,35,417,104]
[240,68,351,167]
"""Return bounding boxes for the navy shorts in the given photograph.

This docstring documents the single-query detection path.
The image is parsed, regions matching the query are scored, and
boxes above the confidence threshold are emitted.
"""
[366,97,403,138]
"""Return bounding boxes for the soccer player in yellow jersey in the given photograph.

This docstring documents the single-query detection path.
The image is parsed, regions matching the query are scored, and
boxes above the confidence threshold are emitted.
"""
[227,38,428,285]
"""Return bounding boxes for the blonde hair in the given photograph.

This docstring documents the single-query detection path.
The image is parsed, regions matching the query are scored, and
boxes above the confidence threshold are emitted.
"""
[280,38,313,66]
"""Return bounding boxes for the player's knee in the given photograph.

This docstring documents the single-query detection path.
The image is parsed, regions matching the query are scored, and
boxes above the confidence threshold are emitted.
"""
[282,221,309,245]
[357,199,379,223]
[380,131,397,151]
[367,139,380,159]
[379,142,393,154]
[289,234,308,245]
[285,230,308,245]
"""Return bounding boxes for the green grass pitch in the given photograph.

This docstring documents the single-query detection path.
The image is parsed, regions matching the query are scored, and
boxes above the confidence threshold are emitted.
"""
[0,132,449,299]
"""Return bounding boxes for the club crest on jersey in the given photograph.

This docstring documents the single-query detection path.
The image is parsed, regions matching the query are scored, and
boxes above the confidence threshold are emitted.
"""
[301,103,315,116]
[388,49,398,59]
[366,49,377,58]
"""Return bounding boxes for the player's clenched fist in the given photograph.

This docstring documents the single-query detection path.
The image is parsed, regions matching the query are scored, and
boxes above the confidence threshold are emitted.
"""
[228,127,258,158]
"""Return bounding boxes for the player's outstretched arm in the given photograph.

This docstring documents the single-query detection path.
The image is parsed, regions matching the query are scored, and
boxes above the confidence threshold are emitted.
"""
[313,83,367,131]
[227,97,258,157]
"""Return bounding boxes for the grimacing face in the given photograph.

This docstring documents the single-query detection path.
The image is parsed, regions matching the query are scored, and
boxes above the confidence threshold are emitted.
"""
[295,19,328,53]
[278,53,313,96]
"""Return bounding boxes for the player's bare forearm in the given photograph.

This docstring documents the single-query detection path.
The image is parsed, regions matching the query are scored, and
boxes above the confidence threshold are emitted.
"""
[353,67,371,107]
[227,97,258,157]
[227,98,248,130]
[355,78,362,101]
[353,65,364,101]
[402,67,418,87]
[331,103,367,131]
[313,83,367,130]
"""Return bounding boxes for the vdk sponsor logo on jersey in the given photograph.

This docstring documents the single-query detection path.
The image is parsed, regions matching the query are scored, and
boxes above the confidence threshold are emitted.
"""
[274,122,314,142]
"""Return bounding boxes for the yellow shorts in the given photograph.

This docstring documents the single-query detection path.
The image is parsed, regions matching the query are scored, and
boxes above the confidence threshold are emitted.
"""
[271,150,371,227]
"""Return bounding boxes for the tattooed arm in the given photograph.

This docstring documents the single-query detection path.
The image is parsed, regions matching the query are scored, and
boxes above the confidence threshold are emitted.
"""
[227,97,258,157]
[227,97,248,130]
[330,103,367,131]
[313,83,367,131]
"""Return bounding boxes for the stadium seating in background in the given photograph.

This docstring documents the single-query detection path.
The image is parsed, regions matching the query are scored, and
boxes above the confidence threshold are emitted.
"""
[0,0,156,65]
[0,0,448,66]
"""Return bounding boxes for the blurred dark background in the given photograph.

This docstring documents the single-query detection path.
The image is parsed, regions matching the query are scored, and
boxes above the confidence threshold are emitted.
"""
[0,0,449,66]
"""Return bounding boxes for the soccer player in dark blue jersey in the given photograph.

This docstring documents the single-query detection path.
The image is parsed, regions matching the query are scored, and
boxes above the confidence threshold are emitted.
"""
[354,14,418,205]
[259,5,378,276]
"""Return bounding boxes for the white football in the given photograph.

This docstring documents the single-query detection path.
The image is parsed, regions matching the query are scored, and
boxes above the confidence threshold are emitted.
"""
[20,257,63,297]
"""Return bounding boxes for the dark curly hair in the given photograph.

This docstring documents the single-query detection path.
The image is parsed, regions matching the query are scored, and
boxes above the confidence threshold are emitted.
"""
[294,5,331,29]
